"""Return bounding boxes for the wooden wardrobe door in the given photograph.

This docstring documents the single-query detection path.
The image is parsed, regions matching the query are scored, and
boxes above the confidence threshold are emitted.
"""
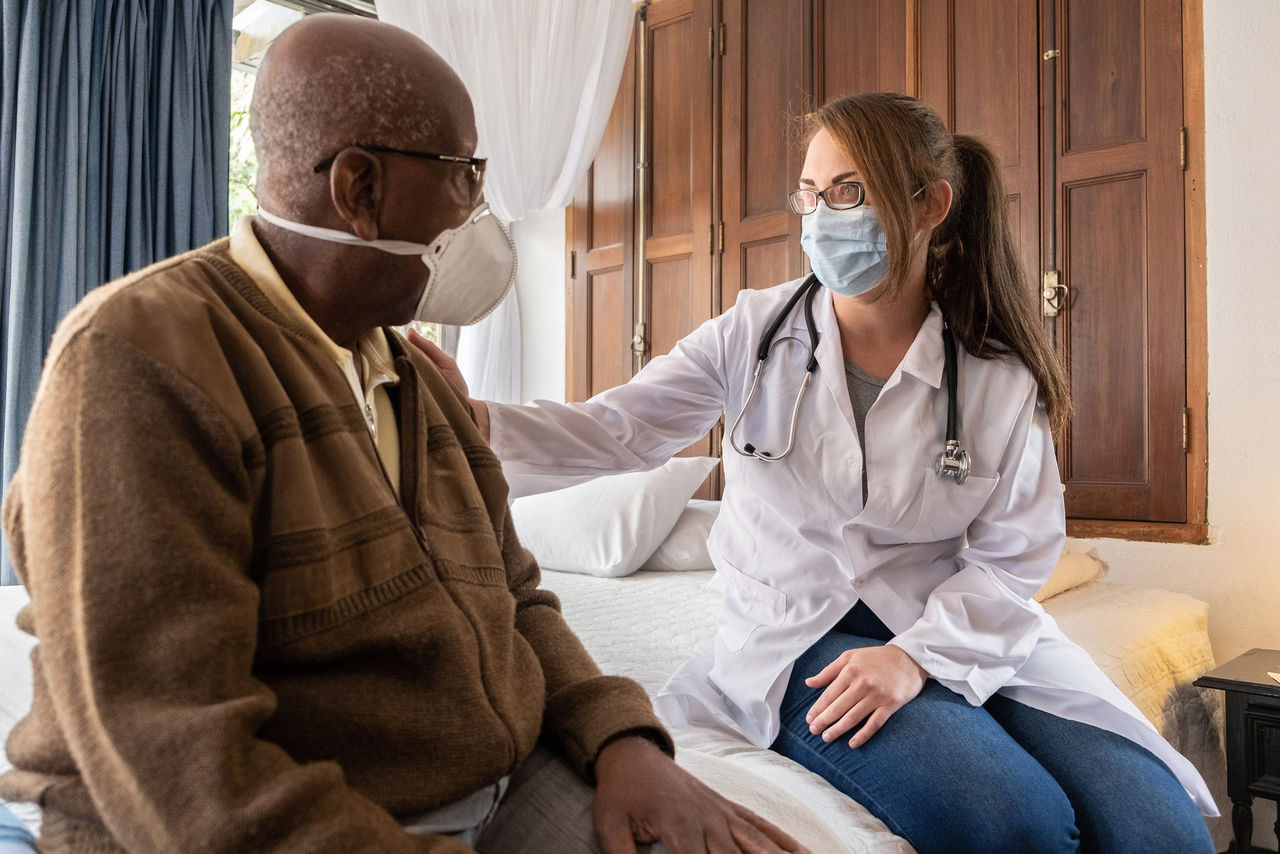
[568,34,635,401]
[813,0,908,101]
[642,0,719,493]
[918,0,1041,295]
[641,0,715,366]
[1055,0,1185,521]
[718,0,809,313]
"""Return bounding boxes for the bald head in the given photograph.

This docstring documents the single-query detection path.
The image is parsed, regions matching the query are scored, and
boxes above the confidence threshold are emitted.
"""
[250,14,475,215]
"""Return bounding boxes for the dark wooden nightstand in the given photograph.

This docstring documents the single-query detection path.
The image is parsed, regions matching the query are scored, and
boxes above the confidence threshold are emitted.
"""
[1195,648,1280,853]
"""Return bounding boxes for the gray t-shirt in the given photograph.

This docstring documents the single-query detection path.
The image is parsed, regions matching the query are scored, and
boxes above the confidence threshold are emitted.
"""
[845,359,888,502]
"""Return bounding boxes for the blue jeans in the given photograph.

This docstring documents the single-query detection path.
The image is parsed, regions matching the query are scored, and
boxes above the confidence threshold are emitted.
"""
[769,604,1213,854]
[0,803,35,854]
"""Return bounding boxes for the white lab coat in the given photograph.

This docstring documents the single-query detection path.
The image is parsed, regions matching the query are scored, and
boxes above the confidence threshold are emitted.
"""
[489,278,1216,814]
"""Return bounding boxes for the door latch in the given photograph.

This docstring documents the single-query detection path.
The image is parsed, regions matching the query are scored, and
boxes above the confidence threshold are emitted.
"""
[1042,270,1069,317]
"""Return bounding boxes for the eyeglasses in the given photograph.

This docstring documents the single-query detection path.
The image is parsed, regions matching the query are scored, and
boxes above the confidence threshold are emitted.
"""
[312,144,487,201]
[787,181,865,215]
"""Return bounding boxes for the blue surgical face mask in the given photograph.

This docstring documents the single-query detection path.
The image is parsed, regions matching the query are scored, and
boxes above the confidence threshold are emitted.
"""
[800,203,890,297]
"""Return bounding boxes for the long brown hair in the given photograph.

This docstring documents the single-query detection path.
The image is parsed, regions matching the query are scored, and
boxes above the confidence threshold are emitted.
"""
[806,93,1070,434]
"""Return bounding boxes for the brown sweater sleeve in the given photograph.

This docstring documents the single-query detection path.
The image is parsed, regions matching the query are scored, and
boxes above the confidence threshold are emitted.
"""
[8,327,467,853]
[497,505,674,782]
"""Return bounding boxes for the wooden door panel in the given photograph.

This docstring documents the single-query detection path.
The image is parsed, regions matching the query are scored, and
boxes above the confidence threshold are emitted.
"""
[720,0,807,314]
[568,30,635,402]
[1062,174,1149,487]
[590,269,629,397]
[740,238,792,297]
[1063,0,1144,152]
[643,0,717,487]
[1057,0,1185,522]
[814,0,907,100]
[922,0,1040,302]
[649,12,698,239]
[650,256,696,360]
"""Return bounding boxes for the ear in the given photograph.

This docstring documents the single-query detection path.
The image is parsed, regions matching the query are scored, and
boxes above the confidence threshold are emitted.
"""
[327,148,384,241]
[919,179,953,230]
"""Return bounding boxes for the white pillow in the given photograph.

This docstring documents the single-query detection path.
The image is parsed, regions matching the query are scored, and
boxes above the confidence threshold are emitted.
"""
[511,457,718,577]
[641,499,720,571]
[1033,538,1109,602]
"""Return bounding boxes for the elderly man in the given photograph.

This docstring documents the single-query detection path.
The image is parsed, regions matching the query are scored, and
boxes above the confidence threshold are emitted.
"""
[0,15,801,854]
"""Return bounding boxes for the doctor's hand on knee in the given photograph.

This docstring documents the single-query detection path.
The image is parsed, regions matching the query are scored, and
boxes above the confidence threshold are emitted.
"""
[804,645,928,749]
[407,326,490,442]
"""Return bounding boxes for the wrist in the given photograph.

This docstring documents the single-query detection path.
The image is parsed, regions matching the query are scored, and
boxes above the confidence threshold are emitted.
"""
[593,731,665,782]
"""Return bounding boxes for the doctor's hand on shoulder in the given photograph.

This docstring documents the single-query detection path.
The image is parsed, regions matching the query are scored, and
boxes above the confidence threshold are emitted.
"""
[407,327,491,442]
[804,645,928,749]
[593,735,809,854]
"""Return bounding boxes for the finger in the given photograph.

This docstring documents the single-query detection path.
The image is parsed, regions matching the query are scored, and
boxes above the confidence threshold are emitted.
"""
[406,327,446,362]
[848,705,895,750]
[806,685,857,733]
[705,819,743,854]
[805,672,854,725]
[802,652,846,688]
[733,807,808,854]
[822,696,876,743]
[595,812,639,854]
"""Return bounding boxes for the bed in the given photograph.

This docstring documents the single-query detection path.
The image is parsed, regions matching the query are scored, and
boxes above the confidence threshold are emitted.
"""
[0,495,1230,851]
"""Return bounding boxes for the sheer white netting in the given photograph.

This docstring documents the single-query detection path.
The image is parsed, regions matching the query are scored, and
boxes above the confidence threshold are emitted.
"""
[378,0,633,403]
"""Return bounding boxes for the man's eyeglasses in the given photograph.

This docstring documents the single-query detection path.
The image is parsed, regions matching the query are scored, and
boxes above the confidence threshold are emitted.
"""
[313,144,487,201]
[787,181,865,215]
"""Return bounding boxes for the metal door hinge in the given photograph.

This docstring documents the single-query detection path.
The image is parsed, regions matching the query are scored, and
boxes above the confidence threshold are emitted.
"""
[1180,127,1188,171]
[718,21,726,56]
[1182,407,1190,453]
[717,221,724,254]
[569,250,577,280]
[1041,270,1068,317]
[631,321,647,356]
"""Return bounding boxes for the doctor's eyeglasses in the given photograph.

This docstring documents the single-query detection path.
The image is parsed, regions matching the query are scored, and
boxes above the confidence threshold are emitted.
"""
[787,181,865,215]
[313,144,487,203]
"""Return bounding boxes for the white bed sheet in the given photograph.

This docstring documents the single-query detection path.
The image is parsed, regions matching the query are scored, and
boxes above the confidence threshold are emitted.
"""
[0,574,1227,850]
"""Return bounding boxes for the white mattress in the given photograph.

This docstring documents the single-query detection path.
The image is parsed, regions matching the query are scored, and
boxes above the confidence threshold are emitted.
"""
[0,575,1227,850]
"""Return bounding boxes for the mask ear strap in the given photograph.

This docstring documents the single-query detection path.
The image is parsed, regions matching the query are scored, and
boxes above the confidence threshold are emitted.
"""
[255,208,430,256]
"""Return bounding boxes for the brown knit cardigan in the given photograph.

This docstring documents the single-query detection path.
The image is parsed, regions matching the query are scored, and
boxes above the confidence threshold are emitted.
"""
[1,241,669,853]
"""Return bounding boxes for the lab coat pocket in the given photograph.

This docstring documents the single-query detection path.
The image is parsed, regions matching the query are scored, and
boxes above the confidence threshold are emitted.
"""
[716,554,788,652]
[905,466,1000,543]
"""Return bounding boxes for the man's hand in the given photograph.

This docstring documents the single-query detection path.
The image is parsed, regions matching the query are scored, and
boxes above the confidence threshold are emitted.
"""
[592,736,808,854]
[406,326,489,442]
[804,644,927,749]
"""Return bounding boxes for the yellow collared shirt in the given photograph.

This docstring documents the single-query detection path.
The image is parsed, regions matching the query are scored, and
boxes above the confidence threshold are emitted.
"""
[229,216,401,496]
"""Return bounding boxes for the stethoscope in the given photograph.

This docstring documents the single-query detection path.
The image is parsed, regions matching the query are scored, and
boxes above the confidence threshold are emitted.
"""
[727,275,973,485]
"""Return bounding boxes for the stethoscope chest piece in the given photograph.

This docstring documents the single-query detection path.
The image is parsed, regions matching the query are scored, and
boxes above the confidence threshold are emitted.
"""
[934,439,971,485]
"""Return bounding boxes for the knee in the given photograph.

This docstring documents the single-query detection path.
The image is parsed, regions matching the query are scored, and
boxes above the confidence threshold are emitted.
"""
[972,799,1079,854]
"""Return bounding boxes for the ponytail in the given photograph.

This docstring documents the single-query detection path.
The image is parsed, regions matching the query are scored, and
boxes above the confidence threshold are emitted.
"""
[929,136,1070,435]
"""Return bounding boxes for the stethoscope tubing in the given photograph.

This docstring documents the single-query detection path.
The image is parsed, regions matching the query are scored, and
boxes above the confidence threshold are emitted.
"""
[727,275,971,482]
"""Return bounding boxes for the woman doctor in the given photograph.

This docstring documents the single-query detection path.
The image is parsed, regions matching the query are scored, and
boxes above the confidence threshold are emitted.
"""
[414,93,1215,853]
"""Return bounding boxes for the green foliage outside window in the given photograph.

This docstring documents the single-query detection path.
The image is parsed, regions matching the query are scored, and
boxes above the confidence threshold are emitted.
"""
[229,69,258,226]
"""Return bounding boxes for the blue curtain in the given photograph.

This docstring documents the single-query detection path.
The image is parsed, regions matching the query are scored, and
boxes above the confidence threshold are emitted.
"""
[0,0,231,585]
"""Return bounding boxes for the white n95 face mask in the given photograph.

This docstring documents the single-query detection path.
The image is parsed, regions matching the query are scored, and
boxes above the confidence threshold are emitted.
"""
[256,203,517,326]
